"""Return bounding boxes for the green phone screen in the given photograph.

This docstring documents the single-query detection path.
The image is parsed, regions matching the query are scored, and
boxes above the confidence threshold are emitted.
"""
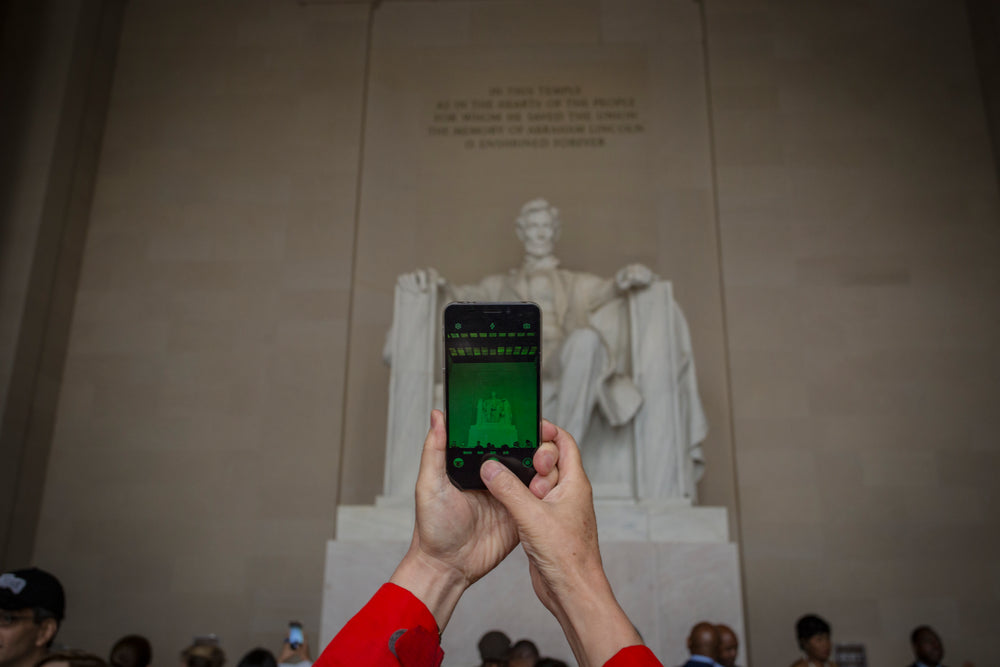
[444,302,540,489]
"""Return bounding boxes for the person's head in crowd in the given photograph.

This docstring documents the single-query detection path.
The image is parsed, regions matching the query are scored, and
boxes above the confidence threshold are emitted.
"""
[910,625,944,667]
[716,624,739,667]
[796,614,832,663]
[109,635,151,667]
[36,651,107,667]
[477,631,510,667]
[686,621,721,662]
[508,639,539,667]
[234,649,274,667]
[179,643,224,667]
[534,660,568,667]
[0,567,65,667]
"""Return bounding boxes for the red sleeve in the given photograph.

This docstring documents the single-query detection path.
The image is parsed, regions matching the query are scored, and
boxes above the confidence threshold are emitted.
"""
[604,645,663,667]
[314,583,443,667]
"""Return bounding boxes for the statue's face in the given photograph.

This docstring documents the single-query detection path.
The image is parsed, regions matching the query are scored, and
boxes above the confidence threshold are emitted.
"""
[518,208,558,258]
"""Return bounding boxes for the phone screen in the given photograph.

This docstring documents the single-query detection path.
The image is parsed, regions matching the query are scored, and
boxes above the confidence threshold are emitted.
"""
[444,302,541,489]
[288,622,303,648]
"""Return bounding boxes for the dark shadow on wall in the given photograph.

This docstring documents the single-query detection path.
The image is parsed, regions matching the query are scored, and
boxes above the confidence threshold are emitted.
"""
[0,0,124,569]
[967,0,1000,194]
[0,0,46,250]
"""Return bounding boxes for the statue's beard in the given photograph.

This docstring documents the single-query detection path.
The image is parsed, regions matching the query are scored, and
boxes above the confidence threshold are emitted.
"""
[524,240,554,258]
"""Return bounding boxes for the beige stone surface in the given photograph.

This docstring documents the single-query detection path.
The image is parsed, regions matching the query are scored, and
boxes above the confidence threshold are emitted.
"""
[339,0,737,524]
[5,2,998,666]
[29,0,369,659]
[322,538,744,667]
[0,3,85,559]
[708,1,1000,665]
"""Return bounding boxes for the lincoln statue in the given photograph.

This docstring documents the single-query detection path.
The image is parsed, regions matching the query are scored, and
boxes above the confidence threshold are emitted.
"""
[383,198,708,503]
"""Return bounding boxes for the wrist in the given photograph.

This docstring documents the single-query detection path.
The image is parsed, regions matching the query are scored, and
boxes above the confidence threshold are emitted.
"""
[389,545,470,633]
[552,570,642,667]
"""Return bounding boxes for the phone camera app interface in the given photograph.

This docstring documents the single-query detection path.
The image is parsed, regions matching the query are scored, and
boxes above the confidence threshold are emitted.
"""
[446,308,539,465]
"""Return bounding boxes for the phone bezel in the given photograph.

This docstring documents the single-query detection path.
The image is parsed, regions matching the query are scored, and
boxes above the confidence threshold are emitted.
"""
[443,301,541,490]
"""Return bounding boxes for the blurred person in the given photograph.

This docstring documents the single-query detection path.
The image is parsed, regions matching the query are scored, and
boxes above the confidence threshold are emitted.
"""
[277,631,311,667]
[715,625,739,667]
[36,651,106,667]
[909,626,943,667]
[534,660,568,667]
[478,631,510,667]
[791,615,836,667]
[235,650,274,667]
[0,567,65,667]
[508,640,539,667]
[682,622,720,667]
[179,643,224,667]
[312,411,659,666]
[109,635,152,667]
[906,626,976,667]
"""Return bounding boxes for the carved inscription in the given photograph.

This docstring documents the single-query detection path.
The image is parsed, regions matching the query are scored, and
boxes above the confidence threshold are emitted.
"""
[428,85,644,149]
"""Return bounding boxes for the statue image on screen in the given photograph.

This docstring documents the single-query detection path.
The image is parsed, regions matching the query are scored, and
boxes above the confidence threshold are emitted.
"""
[470,392,517,447]
[383,198,708,503]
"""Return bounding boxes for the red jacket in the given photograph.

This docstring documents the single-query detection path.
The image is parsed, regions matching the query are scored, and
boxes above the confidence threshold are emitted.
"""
[315,583,662,667]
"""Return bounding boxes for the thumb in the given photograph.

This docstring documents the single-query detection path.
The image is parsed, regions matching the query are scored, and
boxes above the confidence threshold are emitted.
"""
[481,459,536,520]
[417,410,447,482]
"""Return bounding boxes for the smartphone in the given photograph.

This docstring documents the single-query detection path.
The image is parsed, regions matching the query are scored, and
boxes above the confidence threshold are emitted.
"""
[287,621,303,649]
[444,302,541,490]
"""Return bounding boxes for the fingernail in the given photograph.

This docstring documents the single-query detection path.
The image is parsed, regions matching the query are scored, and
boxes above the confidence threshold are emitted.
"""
[480,460,502,482]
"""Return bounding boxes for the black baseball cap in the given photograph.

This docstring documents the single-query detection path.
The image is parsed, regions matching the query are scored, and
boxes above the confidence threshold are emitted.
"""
[0,567,65,620]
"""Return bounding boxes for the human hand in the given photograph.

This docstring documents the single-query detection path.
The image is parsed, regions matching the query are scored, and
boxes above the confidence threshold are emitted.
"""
[277,633,312,664]
[389,410,558,631]
[480,423,642,667]
[615,263,654,290]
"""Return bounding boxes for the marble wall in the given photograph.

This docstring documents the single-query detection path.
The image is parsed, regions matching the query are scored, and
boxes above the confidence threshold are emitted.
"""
[339,0,736,517]
[23,0,369,657]
[0,0,122,571]
[3,1,998,666]
[323,538,743,667]
[0,0,83,572]
[706,1,1000,665]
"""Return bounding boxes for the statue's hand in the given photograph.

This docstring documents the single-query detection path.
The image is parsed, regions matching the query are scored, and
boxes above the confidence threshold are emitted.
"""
[615,263,654,290]
[398,268,444,293]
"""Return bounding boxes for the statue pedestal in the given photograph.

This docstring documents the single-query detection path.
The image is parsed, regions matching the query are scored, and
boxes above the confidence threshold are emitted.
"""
[321,501,744,666]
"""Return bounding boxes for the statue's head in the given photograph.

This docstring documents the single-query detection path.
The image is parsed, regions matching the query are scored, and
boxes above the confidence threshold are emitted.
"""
[515,198,561,259]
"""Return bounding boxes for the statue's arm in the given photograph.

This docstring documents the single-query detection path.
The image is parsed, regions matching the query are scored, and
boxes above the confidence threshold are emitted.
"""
[584,274,620,311]
[443,276,494,302]
[398,268,446,294]
[614,263,655,291]
[577,264,656,313]
[384,268,447,365]
[396,268,497,301]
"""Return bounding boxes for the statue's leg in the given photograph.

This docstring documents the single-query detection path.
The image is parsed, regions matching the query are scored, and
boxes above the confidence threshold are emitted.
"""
[555,328,606,442]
